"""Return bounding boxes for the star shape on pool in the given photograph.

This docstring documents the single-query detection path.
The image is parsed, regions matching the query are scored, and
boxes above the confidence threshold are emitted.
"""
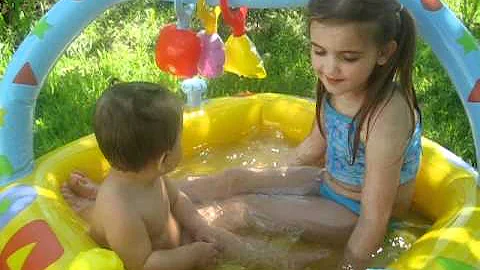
[0,155,14,177]
[32,17,52,39]
[0,197,12,215]
[457,31,479,54]
[0,108,5,127]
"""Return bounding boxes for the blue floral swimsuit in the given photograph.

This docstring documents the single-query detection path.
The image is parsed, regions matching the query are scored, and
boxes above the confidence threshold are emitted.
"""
[319,97,422,215]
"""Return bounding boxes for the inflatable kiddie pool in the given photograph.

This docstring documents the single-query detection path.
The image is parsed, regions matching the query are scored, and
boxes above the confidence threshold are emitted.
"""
[0,0,479,269]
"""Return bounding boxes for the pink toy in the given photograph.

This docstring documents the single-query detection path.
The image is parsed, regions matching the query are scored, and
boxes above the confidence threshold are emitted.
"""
[196,0,225,78]
[198,31,225,78]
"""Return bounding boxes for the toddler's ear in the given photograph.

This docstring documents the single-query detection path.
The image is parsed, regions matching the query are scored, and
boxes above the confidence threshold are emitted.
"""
[377,40,398,65]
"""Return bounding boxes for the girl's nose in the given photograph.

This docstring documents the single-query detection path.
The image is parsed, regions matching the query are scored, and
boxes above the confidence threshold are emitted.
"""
[323,57,339,76]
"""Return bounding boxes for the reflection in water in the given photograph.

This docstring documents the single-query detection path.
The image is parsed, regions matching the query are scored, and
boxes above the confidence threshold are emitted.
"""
[170,127,432,269]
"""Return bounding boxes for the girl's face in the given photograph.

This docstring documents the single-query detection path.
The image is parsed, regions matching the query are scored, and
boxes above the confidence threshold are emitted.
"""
[310,21,387,98]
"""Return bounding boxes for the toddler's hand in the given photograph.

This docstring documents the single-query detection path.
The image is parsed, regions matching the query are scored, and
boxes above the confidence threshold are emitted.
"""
[194,226,216,244]
[195,226,225,252]
[194,241,219,269]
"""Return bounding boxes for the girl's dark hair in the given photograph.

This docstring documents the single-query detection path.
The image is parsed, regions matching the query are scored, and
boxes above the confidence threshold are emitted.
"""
[308,0,420,164]
[94,82,183,172]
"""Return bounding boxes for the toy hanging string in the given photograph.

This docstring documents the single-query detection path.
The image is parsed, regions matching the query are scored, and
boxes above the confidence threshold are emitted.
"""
[155,0,201,77]
[220,0,247,36]
[197,0,225,78]
[175,0,195,29]
[219,0,266,78]
[197,0,221,35]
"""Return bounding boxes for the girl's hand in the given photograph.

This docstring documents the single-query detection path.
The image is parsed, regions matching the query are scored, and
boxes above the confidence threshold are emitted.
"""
[284,150,307,166]
[336,249,371,270]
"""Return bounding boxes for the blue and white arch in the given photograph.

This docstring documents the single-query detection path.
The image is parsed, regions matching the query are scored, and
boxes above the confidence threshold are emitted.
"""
[0,0,479,187]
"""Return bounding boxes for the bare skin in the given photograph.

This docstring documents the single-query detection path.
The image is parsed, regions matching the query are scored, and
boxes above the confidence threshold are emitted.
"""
[179,167,359,246]
[64,167,361,246]
[176,86,418,270]
[64,42,418,268]
[62,171,330,270]
[65,165,221,270]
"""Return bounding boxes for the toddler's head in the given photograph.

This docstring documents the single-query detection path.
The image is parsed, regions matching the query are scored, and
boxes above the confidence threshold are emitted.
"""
[94,82,183,173]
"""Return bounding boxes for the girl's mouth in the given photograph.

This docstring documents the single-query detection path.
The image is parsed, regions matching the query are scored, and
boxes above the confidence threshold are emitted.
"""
[325,76,344,85]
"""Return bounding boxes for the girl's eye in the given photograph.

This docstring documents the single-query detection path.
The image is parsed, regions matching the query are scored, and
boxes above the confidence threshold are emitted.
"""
[343,55,360,62]
[313,50,325,56]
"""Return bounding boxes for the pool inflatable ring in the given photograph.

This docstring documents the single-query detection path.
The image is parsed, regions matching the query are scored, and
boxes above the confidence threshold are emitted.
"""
[1,94,479,269]
[0,0,479,269]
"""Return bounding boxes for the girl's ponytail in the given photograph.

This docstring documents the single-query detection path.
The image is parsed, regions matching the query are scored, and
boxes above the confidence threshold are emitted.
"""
[395,7,420,130]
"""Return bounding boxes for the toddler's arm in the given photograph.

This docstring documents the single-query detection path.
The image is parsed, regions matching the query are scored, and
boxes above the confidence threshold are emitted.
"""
[166,179,328,269]
[97,194,217,270]
[202,225,330,269]
[166,178,215,237]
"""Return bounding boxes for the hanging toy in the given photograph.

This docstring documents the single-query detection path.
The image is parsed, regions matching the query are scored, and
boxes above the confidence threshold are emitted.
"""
[155,0,200,78]
[181,77,207,107]
[197,0,225,78]
[220,0,266,79]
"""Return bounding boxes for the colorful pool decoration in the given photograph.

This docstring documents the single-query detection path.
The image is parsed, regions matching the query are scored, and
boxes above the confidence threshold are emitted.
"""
[220,0,267,78]
[155,0,200,78]
[0,0,479,269]
[0,220,64,270]
[196,0,225,78]
[0,185,37,230]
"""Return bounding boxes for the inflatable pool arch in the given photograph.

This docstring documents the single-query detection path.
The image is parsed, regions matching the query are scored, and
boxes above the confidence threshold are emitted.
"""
[0,0,479,269]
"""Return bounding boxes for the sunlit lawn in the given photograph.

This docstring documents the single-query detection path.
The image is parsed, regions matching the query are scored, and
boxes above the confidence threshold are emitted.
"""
[0,0,478,167]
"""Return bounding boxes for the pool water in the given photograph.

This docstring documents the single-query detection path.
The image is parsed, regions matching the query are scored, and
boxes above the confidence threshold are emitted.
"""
[169,126,432,269]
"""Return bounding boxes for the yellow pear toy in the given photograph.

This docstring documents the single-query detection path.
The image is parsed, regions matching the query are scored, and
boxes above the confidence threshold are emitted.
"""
[220,0,266,78]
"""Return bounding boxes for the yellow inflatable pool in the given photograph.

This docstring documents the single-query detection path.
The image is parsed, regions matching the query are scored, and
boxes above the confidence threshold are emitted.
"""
[0,94,479,270]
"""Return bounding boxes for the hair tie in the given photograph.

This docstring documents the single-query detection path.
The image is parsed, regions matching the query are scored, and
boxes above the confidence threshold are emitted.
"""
[397,4,404,13]
[395,4,403,29]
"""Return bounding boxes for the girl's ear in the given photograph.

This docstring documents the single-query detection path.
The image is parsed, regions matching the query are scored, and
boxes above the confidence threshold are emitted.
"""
[157,152,169,172]
[377,40,398,65]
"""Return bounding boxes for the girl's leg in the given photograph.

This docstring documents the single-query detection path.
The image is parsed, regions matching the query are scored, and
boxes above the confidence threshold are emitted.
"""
[180,167,357,246]
[211,226,331,270]
[60,171,97,224]
[65,170,357,247]
[178,166,324,203]
[205,193,358,247]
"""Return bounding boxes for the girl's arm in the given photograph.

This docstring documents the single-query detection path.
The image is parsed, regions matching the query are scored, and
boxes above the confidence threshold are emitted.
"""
[341,97,413,269]
[287,117,327,166]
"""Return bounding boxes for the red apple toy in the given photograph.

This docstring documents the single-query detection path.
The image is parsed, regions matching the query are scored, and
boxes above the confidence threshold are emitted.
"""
[421,0,443,12]
[155,24,201,78]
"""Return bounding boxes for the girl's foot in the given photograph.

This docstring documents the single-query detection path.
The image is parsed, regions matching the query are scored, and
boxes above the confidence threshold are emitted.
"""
[69,171,99,199]
[60,171,99,215]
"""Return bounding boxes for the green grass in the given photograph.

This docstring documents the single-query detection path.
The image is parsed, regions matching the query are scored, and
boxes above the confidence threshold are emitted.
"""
[0,0,478,167]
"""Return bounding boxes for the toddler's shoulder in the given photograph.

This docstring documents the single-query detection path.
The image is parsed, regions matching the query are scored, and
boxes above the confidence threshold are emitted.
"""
[96,180,134,217]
